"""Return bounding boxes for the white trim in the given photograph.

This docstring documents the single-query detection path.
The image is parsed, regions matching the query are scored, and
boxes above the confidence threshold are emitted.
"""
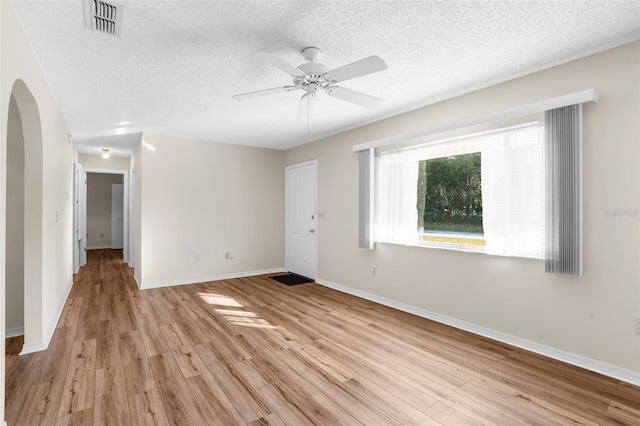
[20,279,74,355]
[352,89,599,153]
[5,327,24,338]
[139,267,285,290]
[87,245,112,250]
[81,167,128,174]
[20,340,47,355]
[285,160,318,280]
[316,278,640,386]
[133,272,141,289]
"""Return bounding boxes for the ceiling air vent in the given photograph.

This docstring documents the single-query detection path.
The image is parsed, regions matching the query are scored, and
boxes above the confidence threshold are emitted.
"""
[84,0,123,36]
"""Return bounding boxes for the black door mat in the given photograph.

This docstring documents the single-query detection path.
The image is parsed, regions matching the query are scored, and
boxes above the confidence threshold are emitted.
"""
[270,273,314,286]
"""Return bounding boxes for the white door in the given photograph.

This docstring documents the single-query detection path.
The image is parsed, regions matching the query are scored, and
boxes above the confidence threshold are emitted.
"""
[77,164,87,267]
[111,183,124,249]
[286,161,317,279]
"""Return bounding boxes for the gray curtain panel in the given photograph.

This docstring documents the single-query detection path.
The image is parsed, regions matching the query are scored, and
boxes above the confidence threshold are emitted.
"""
[358,148,374,249]
[545,104,582,276]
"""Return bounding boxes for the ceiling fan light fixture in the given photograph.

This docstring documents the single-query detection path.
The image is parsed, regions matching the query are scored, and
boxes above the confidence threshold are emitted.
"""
[301,47,322,63]
[102,148,110,159]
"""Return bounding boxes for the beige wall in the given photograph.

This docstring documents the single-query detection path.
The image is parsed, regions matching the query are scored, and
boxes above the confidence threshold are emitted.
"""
[1,0,75,374]
[86,173,124,249]
[137,133,285,287]
[285,42,640,376]
[5,94,25,333]
[79,153,130,171]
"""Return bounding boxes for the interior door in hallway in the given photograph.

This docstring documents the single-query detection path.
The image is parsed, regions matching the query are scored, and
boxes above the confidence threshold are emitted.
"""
[75,163,87,269]
[286,161,317,279]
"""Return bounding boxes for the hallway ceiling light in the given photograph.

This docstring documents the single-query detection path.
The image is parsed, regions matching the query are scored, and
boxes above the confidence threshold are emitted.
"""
[102,148,110,159]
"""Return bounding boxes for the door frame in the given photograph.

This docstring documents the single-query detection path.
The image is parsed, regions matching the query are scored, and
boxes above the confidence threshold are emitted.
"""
[285,160,318,280]
[80,168,129,263]
[110,183,125,249]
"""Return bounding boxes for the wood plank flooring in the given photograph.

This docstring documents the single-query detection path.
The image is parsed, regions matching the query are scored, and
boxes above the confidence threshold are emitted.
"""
[5,249,640,425]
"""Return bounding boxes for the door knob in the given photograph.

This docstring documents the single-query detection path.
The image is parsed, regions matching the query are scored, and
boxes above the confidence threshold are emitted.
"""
[309,229,315,233]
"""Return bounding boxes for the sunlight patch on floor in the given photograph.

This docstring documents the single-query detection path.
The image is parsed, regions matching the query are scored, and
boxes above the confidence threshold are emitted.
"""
[214,309,256,318]
[197,292,243,307]
[198,292,275,329]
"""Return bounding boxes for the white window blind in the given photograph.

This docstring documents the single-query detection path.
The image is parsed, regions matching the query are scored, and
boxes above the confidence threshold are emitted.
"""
[374,122,545,258]
[374,148,419,245]
[481,124,545,258]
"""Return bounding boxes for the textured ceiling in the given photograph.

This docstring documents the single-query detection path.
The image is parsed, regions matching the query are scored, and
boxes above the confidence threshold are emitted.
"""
[12,1,640,154]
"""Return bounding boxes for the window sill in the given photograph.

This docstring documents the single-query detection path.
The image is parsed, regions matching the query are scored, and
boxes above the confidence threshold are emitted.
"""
[374,239,485,254]
[375,239,543,260]
[417,240,485,254]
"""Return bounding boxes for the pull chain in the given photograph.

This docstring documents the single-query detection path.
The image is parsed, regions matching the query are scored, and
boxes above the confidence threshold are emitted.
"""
[307,95,310,134]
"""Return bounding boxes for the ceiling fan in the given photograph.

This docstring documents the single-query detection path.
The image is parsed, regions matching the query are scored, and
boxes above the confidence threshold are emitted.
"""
[233,47,387,120]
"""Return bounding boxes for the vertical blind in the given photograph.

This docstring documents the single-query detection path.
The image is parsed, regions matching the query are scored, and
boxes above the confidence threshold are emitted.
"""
[358,148,374,249]
[545,104,582,276]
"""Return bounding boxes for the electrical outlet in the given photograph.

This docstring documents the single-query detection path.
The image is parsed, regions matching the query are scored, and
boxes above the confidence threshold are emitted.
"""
[225,252,233,260]
[635,316,640,335]
[371,266,376,275]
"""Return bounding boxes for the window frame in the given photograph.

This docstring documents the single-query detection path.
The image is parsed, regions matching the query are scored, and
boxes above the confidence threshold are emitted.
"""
[375,120,545,258]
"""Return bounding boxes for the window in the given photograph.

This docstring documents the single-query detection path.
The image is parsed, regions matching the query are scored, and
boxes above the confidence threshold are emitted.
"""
[375,122,544,258]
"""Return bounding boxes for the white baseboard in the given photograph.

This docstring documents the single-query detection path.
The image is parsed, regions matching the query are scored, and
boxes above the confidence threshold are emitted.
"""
[5,327,24,338]
[20,279,74,355]
[87,245,112,250]
[316,278,640,387]
[140,267,286,290]
[20,340,46,354]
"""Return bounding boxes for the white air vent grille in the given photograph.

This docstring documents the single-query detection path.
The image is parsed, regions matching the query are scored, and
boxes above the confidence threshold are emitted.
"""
[84,0,123,36]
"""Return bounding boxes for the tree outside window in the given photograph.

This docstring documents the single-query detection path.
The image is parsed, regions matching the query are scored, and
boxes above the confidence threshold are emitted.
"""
[417,152,484,246]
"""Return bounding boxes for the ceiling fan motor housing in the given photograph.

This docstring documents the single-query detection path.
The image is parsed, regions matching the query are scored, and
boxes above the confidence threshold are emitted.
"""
[295,47,333,92]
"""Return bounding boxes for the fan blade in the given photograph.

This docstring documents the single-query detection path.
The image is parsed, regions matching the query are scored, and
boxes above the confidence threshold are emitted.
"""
[255,52,307,77]
[328,86,383,109]
[297,94,317,121]
[232,86,296,100]
[324,56,387,83]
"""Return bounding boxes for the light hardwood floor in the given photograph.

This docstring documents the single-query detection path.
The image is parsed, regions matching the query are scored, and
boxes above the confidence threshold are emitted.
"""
[5,249,640,425]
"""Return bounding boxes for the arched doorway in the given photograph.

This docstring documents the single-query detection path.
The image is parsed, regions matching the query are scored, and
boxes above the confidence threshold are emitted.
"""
[5,79,43,354]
